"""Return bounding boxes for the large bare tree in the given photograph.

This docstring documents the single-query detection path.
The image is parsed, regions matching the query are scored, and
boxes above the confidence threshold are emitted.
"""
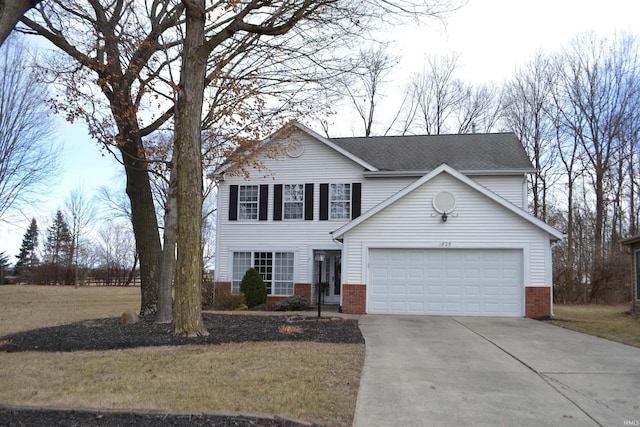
[399,54,499,135]
[553,32,640,257]
[340,45,397,137]
[502,52,559,221]
[0,38,59,221]
[20,1,184,314]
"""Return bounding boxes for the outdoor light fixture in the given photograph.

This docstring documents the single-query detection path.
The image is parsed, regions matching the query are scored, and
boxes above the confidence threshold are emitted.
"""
[315,251,326,318]
[441,212,448,222]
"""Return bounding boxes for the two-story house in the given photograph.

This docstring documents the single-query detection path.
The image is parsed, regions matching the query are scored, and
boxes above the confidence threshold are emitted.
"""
[214,121,563,318]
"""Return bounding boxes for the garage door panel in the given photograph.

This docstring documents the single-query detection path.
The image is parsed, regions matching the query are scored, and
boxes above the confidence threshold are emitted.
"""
[465,286,480,296]
[368,249,523,317]
[484,286,499,296]
[446,286,461,296]
[408,285,424,296]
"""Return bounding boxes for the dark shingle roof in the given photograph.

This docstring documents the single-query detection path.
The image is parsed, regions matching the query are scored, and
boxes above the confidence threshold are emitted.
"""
[329,133,534,172]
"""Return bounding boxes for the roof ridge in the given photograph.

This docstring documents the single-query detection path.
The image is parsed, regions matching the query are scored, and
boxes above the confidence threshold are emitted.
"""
[330,132,516,140]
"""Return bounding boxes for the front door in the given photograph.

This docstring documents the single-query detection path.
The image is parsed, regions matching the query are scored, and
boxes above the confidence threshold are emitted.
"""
[314,250,341,305]
[324,253,341,304]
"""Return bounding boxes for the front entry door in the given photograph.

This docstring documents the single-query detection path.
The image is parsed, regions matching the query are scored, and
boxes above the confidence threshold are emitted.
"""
[324,253,341,304]
[315,251,341,305]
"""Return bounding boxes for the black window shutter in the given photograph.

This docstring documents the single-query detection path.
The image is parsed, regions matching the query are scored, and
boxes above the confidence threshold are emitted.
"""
[352,183,362,219]
[319,183,329,220]
[259,184,268,221]
[273,184,283,221]
[229,185,238,221]
[304,183,314,220]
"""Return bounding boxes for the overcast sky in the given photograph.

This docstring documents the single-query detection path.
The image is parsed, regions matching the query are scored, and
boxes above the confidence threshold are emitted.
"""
[1,0,639,260]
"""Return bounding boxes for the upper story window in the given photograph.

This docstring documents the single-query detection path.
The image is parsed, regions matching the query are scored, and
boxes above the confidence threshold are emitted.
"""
[283,184,304,219]
[238,185,259,220]
[330,183,351,219]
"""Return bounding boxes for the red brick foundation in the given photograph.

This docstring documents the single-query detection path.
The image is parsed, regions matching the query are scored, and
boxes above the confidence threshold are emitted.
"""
[525,287,551,319]
[342,284,366,314]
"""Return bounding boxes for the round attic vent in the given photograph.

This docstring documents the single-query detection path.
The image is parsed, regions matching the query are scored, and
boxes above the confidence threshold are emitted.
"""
[285,139,304,158]
[433,191,456,214]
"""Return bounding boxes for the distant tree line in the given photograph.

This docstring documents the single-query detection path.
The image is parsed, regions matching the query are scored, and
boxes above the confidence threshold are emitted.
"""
[10,211,139,287]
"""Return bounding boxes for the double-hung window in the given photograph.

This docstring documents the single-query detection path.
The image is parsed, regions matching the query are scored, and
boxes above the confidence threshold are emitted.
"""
[283,184,304,219]
[232,251,295,296]
[330,183,351,219]
[238,185,259,220]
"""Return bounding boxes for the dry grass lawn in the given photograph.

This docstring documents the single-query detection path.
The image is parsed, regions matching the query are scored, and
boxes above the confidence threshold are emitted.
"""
[552,304,640,348]
[0,285,364,426]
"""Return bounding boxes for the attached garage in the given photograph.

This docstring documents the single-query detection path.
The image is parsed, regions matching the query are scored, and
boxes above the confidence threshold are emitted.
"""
[368,248,523,317]
[332,165,564,318]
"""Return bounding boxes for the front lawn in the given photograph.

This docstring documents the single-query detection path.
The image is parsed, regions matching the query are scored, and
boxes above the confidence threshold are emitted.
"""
[551,304,640,348]
[0,285,364,426]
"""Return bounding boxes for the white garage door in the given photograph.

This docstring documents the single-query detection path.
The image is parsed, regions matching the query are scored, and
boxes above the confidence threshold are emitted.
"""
[368,249,523,317]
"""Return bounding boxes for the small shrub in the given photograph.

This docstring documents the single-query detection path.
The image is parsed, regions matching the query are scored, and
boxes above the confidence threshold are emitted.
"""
[220,292,246,310]
[274,295,308,311]
[240,268,267,308]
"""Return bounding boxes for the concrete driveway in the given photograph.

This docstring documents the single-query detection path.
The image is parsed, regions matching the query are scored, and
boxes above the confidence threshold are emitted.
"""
[354,316,640,427]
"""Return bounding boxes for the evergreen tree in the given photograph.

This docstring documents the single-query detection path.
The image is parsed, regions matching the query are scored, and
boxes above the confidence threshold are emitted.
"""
[14,218,39,277]
[44,211,72,264]
[1,251,10,284]
[43,210,73,284]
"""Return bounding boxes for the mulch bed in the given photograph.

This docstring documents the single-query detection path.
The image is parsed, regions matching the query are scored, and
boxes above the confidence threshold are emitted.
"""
[0,312,364,426]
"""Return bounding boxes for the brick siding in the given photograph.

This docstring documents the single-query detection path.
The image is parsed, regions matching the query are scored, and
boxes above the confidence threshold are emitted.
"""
[525,286,551,319]
[342,284,367,314]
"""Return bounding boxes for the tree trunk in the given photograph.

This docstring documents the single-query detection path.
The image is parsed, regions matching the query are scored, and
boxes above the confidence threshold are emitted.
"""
[173,0,207,336]
[119,131,163,315]
[157,162,178,323]
[0,0,41,46]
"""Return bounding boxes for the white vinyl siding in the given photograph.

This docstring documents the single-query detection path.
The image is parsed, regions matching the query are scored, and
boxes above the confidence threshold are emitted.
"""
[472,175,527,208]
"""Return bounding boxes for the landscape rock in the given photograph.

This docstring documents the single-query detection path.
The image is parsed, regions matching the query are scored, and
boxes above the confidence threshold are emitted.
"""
[121,310,139,325]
